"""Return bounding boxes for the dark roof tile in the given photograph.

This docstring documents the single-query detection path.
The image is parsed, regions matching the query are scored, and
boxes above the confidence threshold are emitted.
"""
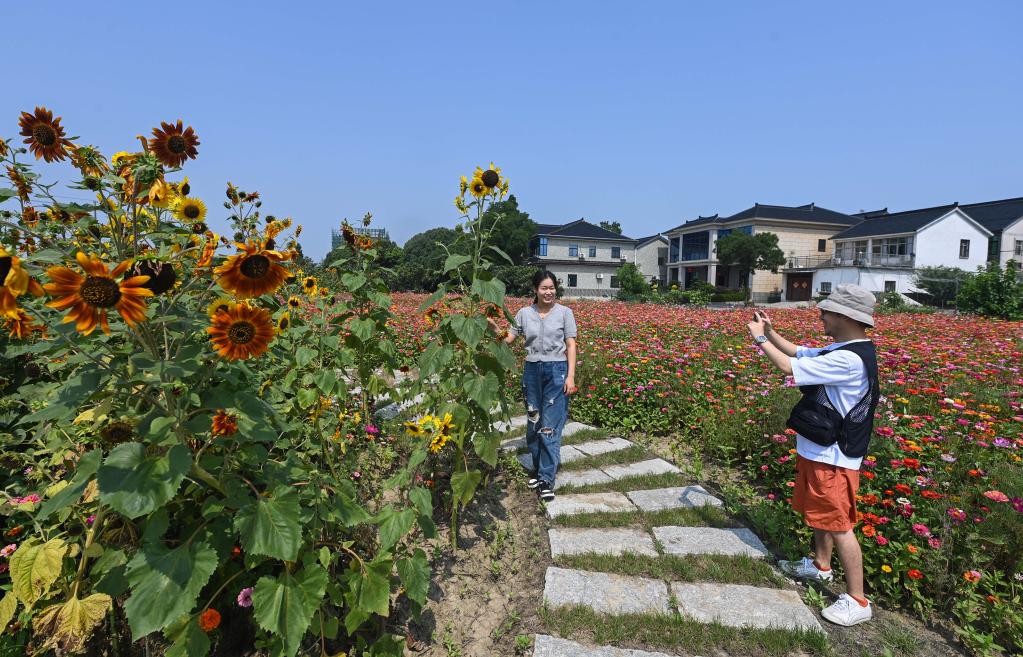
[534,219,636,241]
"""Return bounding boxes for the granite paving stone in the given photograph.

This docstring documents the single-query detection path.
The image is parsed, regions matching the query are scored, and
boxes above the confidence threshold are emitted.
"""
[555,469,613,489]
[499,436,526,452]
[602,458,680,480]
[549,527,658,557]
[544,492,638,518]
[625,485,723,512]
[532,635,677,657]
[562,421,597,437]
[653,526,769,558]
[573,437,634,456]
[672,582,822,632]
[544,567,670,615]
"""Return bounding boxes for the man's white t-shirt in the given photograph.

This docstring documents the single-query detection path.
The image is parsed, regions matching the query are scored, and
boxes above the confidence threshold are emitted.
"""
[789,339,871,471]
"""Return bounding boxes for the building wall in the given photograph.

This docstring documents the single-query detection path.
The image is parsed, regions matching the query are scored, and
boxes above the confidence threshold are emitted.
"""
[813,267,920,295]
[748,225,836,297]
[543,236,634,264]
[635,240,667,281]
[916,210,990,270]
[997,216,1023,267]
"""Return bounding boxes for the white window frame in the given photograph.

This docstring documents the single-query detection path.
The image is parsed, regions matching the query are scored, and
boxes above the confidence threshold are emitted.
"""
[959,239,970,259]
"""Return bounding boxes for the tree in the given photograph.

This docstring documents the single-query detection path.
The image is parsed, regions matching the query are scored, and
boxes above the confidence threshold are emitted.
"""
[956,260,1023,319]
[912,265,968,307]
[714,232,786,301]
[481,195,536,264]
[599,220,623,235]
[615,263,648,300]
[397,227,466,291]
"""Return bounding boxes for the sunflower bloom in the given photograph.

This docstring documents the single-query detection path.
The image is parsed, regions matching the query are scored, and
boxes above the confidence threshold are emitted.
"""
[468,176,487,199]
[211,410,238,436]
[276,312,291,334]
[196,234,219,268]
[18,107,74,162]
[207,296,236,319]
[44,252,153,335]
[70,145,110,177]
[301,276,318,297]
[4,308,44,339]
[6,166,32,202]
[207,304,274,360]
[1,247,45,318]
[428,432,450,453]
[287,295,301,310]
[173,196,208,223]
[214,242,291,299]
[149,120,200,168]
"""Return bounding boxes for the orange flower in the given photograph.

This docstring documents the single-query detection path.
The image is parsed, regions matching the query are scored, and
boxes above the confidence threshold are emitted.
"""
[198,608,221,632]
[18,107,74,162]
[207,303,274,361]
[907,544,918,554]
[4,308,44,339]
[6,166,32,202]
[44,253,152,335]
[861,524,876,538]
[1,247,45,318]
[214,241,291,299]
[211,410,238,436]
[149,120,200,168]
[907,569,923,580]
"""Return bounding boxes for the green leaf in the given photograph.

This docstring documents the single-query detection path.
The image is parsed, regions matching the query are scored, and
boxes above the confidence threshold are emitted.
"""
[348,317,376,342]
[148,416,177,441]
[123,540,217,639]
[408,488,432,517]
[417,285,447,312]
[443,254,471,274]
[396,549,430,607]
[485,341,517,371]
[98,443,191,519]
[352,557,392,617]
[450,470,482,508]
[341,272,367,291]
[418,342,453,378]
[473,431,499,468]
[37,449,102,520]
[234,487,302,562]
[472,276,507,307]
[463,371,499,410]
[0,591,18,632]
[375,507,416,552]
[489,244,515,265]
[449,314,485,349]
[252,565,328,657]
[0,188,18,205]
[295,346,317,368]
[334,490,372,527]
[10,538,67,605]
[164,616,210,657]
[313,369,336,395]
[296,387,319,409]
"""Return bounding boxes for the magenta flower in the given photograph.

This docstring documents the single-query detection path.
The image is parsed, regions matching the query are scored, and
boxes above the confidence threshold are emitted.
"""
[365,424,380,435]
[237,587,254,608]
[928,537,942,549]
[0,544,17,558]
[983,490,1010,503]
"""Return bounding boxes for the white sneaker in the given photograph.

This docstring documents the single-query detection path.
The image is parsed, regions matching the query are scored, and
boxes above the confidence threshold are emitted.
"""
[778,556,834,582]
[822,593,872,626]
[527,478,541,490]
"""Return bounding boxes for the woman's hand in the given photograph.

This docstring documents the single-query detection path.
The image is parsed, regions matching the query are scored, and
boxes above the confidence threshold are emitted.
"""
[564,376,577,395]
[486,317,500,334]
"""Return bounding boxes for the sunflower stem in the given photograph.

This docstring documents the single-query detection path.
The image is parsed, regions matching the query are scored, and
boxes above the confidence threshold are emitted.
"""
[189,462,226,495]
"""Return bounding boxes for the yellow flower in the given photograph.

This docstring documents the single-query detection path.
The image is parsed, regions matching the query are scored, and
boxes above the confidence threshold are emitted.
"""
[173,196,208,223]
[468,176,487,199]
[428,432,450,453]
[404,421,424,436]
[881,565,892,573]
[454,196,468,214]
[1,247,46,318]
[276,311,291,334]
[302,276,318,297]
[207,296,236,319]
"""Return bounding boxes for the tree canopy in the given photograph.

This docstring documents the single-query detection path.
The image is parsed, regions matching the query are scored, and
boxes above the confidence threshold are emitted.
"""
[599,220,623,235]
[714,231,786,300]
[481,195,537,264]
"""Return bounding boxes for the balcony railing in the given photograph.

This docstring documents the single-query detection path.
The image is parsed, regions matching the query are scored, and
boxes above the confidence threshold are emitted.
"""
[785,255,834,269]
[784,254,916,269]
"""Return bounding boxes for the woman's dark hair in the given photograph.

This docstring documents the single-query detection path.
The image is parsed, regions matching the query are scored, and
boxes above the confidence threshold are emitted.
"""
[532,269,558,304]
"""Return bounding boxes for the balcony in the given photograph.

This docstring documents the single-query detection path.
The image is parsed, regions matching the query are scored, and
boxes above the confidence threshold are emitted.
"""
[784,255,833,270]
[783,254,916,270]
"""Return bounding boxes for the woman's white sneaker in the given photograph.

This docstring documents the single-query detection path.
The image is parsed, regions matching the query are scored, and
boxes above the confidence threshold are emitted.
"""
[821,594,872,626]
[527,478,541,490]
[778,556,834,582]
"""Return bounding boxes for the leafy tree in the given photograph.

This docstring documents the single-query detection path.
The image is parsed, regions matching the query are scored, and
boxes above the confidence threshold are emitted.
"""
[398,227,465,291]
[956,261,1023,320]
[615,263,648,300]
[599,220,623,235]
[481,195,536,264]
[912,265,968,307]
[714,231,786,301]
[491,264,540,297]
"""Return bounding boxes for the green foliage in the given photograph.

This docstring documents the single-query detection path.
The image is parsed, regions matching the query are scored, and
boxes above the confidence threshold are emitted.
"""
[599,220,623,234]
[913,265,968,306]
[481,195,536,264]
[615,263,649,298]
[956,260,1023,319]
[714,232,786,301]
[877,291,909,313]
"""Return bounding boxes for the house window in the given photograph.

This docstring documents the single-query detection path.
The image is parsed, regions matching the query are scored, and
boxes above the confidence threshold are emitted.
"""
[670,268,680,282]
[681,231,710,261]
[657,256,665,265]
[669,237,679,262]
[569,244,578,257]
[536,237,547,257]
[819,282,832,294]
[610,276,620,289]
[817,239,827,252]
[1015,239,1023,258]
[884,280,897,293]
[959,239,970,259]
[611,246,621,259]
[567,274,577,288]
[588,246,596,258]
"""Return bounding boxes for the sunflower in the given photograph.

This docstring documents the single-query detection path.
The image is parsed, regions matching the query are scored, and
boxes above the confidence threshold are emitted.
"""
[0,138,7,158]
[214,241,291,299]
[454,196,468,214]
[404,421,424,436]
[100,421,135,445]
[196,235,219,268]
[301,276,318,297]
[1,247,45,318]
[6,166,32,202]
[468,176,487,199]
[149,120,200,168]
[428,432,450,453]
[287,295,301,310]
[433,412,455,435]
[207,303,274,361]
[480,164,501,189]
[110,151,135,168]
[149,178,177,209]
[210,410,238,436]
[70,145,110,177]
[18,107,73,162]
[207,296,236,319]
[173,196,207,223]
[4,308,43,339]
[44,252,153,335]
[356,235,374,250]
[276,311,291,334]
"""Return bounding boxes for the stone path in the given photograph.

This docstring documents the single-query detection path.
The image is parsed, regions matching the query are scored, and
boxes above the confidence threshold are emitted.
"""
[493,414,827,656]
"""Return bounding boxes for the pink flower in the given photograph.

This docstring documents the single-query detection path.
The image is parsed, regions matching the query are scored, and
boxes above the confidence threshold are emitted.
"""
[0,544,17,558]
[365,424,380,435]
[928,537,942,549]
[983,490,1009,503]
[237,587,254,608]
[912,523,930,537]
[86,515,96,525]
[875,535,889,546]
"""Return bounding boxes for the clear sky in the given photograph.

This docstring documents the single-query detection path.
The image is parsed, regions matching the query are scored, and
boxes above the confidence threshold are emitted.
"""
[4,1,1021,260]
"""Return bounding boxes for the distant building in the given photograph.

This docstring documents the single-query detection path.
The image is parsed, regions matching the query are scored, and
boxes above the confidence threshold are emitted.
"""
[330,226,389,250]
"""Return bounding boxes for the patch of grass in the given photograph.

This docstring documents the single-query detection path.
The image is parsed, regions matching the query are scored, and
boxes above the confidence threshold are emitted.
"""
[555,552,786,588]
[540,605,831,657]
[877,618,921,656]
[559,445,650,471]
[551,505,738,531]
[558,471,690,494]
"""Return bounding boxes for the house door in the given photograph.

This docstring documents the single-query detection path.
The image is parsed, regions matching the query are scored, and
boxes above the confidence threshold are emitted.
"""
[786,274,812,301]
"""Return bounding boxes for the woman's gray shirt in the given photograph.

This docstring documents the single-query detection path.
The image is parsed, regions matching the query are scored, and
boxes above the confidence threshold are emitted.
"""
[510,303,577,362]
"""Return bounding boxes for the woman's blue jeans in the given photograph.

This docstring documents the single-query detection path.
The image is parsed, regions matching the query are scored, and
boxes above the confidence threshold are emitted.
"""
[522,360,568,486]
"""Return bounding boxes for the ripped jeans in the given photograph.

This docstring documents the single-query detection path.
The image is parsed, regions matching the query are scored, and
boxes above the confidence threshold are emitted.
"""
[522,360,569,486]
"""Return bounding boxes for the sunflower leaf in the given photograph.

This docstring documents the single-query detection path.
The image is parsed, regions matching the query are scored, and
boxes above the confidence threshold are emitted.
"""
[37,449,102,520]
[417,285,447,312]
[450,469,482,508]
[443,254,471,274]
[10,537,67,605]
[449,314,486,349]
[123,540,217,640]
[31,593,112,654]
[488,244,515,265]
[252,565,328,657]
[418,342,453,378]
[0,188,17,204]
[98,443,191,519]
[0,591,17,634]
[234,487,302,561]
[375,507,416,552]
[471,276,506,307]
[164,615,210,657]
[396,549,430,608]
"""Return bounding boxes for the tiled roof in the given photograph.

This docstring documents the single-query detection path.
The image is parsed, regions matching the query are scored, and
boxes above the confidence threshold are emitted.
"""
[534,219,636,241]
[831,204,959,239]
[670,203,860,232]
[961,197,1023,232]
[634,234,667,246]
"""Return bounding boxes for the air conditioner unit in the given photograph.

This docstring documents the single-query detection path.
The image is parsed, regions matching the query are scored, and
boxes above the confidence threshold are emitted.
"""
[578,255,585,260]
[596,273,604,280]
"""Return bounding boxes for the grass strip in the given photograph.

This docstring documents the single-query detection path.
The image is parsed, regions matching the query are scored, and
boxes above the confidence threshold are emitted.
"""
[551,505,738,531]
[555,552,786,588]
[541,605,831,657]
[559,445,650,471]
[558,472,690,494]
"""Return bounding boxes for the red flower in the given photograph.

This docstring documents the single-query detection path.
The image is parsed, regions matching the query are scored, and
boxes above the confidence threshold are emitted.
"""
[907,569,924,580]
[199,608,221,632]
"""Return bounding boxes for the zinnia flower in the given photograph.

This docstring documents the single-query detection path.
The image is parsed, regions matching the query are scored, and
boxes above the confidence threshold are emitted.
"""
[963,570,982,583]
[198,608,221,632]
[881,564,892,573]
[983,490,1009,503]
[215,241,291,299]
[18,107,74,162]
[207,303,275,361]
[44,252,153,335]
[907,569,924,580]
[237,587,254,608]
[149,120,200,168]
[0,544,16,558]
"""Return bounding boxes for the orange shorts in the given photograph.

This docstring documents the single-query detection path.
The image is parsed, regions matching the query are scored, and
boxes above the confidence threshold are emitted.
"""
[792,455,859,532]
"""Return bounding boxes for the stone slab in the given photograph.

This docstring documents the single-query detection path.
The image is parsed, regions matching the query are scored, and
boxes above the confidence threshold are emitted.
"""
[671,582,822,632]
[602,458,680,480]
[555,469,614,490]
[653,526,769,558]
[549,527,658,558]
[573,437,634,456]
[544,492,638,518]
[517,446,587,471]
[625,486,723,512]
[492,414,529,433]
[500,436,527,452]
[545,567,670,615]
[562,421,597,438]
[532,635,676,657]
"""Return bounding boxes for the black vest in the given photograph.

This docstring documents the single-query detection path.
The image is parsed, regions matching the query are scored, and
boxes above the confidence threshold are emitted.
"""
[785,341,880,459]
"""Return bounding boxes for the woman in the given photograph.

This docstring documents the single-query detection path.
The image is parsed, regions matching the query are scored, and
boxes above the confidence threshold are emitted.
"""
[489,270,577,502]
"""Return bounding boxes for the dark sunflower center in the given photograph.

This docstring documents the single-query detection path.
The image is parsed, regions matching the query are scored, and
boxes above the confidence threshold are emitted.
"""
[0,257,11,283]
[279,318,289,330]
[304,280,314,288]
[215,304,230,314]
[192,222,208,234]
[80,276,122,308]
[481,169,499,188]
[473,182,485,192]
[239,254,270,279]
[183,203,201,219]
[168,135,187,154]
[102,423,134,442]
[227,321,256,344]
[33,124,57,146]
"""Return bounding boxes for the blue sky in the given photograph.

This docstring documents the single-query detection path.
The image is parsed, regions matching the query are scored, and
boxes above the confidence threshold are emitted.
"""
[4,1,1021,260]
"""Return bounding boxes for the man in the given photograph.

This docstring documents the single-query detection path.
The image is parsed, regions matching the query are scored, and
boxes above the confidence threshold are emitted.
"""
[746,284,880,627]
